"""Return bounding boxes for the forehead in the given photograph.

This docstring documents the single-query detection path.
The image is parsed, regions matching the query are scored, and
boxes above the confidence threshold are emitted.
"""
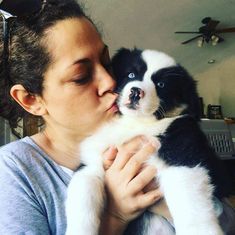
[44,17,103,66]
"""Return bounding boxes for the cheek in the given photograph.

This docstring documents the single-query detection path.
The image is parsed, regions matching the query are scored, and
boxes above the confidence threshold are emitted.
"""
[45,84,97,110]
[140,81,160,110]
[46,98,99,131]
[42,84,107,131]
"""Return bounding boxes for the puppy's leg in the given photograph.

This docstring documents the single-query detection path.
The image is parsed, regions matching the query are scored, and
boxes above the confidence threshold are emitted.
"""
[65,167,105,235]
[159,166,224,235]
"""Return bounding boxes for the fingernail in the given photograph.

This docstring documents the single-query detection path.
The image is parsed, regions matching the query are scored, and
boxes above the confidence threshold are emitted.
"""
[149,165,157,173]
[140,135,149,144]
[108,145,114,151]
[104,146,117,159]
[154,192,163,201]
[148,137,161,149]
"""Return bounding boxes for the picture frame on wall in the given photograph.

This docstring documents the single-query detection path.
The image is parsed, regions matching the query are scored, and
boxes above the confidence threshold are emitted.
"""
[207,104,223,119]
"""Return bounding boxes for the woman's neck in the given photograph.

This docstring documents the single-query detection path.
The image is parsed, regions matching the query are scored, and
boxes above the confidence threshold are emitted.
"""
[32,127,86,171]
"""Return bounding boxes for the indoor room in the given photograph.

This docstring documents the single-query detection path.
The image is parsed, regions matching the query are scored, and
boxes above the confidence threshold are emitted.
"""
[0,0,235,234]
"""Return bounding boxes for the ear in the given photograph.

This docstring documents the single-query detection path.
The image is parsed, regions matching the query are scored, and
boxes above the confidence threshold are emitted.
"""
[112,47,134,80]
[112,47,142,75]
[10,84,47,116]
[112,47,131,67]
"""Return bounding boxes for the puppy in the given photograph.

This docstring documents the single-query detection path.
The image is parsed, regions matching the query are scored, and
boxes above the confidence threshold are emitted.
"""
[65,48,231,235]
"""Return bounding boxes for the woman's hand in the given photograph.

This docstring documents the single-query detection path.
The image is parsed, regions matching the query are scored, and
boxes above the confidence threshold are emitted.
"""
[100,136,162,234]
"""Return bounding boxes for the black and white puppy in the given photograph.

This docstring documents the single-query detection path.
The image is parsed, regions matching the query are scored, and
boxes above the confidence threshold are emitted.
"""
[65,48,231,235]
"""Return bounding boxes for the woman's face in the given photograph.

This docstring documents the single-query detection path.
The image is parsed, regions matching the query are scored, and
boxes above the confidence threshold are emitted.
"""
[41,17,117,137]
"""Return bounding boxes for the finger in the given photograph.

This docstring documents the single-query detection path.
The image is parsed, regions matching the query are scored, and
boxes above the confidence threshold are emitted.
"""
[128,164,157,194]
[123,143,157,180]
[103,146,118,170]
[142,178,159,193]
[111,135,149,170]
[136,189,163,210]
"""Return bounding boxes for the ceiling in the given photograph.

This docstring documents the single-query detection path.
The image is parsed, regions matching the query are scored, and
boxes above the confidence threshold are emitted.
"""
[81,0,235,75]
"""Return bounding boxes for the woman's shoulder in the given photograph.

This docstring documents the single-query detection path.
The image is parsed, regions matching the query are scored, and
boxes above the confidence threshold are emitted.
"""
[0,136,67,180]
[0,136,71,187]
[0,136,46,165]
[1,136,34,152]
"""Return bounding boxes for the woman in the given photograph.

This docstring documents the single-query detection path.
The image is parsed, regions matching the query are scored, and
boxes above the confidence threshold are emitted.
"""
[0,0,164,234]
[0,1,234,235]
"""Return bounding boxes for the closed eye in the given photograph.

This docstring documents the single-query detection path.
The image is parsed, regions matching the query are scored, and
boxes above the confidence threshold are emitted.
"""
[73,73,92,85]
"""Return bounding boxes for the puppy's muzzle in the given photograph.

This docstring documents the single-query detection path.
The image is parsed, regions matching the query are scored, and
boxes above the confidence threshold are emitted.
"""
[127,87,145,109]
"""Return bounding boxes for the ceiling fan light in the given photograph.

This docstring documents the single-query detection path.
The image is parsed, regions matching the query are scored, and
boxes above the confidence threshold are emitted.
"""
[197,37,204,47]
[211,35,216,40]
[212,40,217,46]
[211,35,219,46]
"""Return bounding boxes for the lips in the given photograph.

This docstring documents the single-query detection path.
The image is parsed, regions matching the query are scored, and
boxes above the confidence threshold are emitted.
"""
[106,95,119,112]
[111,103,119,112]
[106,102,119,113]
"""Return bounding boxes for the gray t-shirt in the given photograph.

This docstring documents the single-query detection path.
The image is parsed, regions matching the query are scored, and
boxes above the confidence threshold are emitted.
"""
[0,137,72,235]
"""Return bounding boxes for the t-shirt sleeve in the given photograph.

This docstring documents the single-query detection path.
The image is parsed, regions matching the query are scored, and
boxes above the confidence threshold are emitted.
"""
[0,153,51,235]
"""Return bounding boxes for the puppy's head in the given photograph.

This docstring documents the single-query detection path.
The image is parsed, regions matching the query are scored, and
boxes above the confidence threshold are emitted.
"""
[112,48,201,120]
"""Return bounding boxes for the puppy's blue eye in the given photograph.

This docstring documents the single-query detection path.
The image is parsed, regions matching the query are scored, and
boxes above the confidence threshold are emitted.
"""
[128,72,135,79]
[157,82,165,88]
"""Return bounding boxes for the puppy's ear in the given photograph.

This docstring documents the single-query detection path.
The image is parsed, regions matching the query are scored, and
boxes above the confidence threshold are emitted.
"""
[112,48,132,61]
[111,48,133,84]
[112,47,131,70]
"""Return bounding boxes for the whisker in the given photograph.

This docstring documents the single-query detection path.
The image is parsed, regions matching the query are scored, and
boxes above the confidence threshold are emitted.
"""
[156,104,166,119]
[159,105,166,118]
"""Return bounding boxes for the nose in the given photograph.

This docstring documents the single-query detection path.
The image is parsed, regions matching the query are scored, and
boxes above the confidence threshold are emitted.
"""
[97,66,116,96]
[129,87,145,102]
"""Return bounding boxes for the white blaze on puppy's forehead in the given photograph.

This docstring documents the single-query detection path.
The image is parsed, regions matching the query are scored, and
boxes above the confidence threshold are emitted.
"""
[141,50,177,81]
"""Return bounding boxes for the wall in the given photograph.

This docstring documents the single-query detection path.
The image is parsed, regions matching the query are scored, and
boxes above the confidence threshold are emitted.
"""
[196,56,235,117]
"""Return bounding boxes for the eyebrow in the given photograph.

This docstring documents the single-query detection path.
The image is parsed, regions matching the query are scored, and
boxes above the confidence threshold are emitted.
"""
[71,44,109,66]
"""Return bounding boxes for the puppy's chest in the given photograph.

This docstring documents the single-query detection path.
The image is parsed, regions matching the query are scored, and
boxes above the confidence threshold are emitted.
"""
[108,116,175,142]
[81,116,179,155]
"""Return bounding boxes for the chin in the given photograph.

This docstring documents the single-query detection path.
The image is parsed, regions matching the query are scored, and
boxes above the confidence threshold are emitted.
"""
[65,48,231,235]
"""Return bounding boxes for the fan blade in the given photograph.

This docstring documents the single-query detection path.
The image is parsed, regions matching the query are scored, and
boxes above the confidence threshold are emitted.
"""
[181,35,203,44]
[215,27,235,33]
[175,31,200,34]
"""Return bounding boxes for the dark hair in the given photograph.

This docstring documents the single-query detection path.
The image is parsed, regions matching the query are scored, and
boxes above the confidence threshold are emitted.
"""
[0,0,89,137]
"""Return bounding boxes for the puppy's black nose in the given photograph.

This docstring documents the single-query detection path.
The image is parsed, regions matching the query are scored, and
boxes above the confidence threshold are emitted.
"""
[129,87,144,102]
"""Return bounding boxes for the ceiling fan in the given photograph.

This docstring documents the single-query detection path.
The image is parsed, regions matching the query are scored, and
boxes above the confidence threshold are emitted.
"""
[175,17,235,46]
